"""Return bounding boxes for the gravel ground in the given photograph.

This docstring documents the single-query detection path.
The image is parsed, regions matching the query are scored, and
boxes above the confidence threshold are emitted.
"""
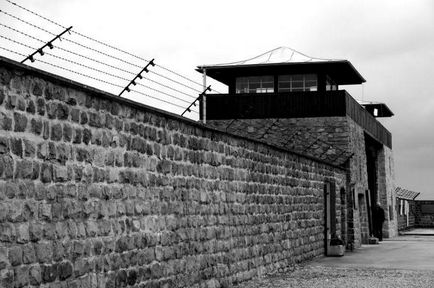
[235,265,434,288]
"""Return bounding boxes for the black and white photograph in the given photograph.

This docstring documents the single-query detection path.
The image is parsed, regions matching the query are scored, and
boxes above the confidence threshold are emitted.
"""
[0,0,433,287]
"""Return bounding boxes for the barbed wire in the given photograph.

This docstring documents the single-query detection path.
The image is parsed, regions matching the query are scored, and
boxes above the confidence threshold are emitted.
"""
[149,70,202,93]
[0,25,198,103]
[130,88,198,112]
[5,0,64,29]
[139,75,196,100]
[0,22,133,75]
[0,34,129,80]
[0,45,124,88]
[1,0,207,115]
[0,8,56,36]
[0,45,198,113]
[0,9,148,70]
[4,0,206,90]
[136,82,191,104]
[0,7,209,97]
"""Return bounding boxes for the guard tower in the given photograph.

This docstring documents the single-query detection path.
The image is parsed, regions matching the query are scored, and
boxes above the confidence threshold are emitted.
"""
[197,47,397,247]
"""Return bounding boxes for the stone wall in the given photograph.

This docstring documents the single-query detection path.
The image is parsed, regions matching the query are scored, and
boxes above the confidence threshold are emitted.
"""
[207,117,352,166]
[414,201,434,228]
[378,146,397,237]
[397,199,417,231]
[346,118,368,247]
[207,114,396,247]
[0,57,346,288]
[207,117,371,249]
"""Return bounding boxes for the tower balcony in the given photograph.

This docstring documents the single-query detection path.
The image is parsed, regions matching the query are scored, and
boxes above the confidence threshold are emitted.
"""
[201,90,392,148]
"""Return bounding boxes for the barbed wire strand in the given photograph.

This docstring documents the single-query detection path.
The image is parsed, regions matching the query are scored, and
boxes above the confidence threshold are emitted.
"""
[4,0,205,88]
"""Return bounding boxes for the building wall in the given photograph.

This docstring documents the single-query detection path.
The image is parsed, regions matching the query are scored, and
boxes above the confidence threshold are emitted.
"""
[208,117,362,248]
[397,199,416,231]
[208,114,397,247]
[378,147,398,237]
[206,117,351,165]
[414,200,434,228]
[346,118,369,247]
[0,59,346,288]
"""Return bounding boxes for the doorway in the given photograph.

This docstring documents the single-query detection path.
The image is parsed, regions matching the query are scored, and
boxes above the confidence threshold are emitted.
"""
[324,181,336,255]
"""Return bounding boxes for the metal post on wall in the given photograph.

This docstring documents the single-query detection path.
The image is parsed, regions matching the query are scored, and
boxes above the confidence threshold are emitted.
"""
[202,68,207,124]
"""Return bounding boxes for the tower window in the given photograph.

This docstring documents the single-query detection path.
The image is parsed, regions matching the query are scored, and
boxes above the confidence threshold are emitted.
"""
[236,76,274,93]
[326,76,338,91]
[278,74,317,92]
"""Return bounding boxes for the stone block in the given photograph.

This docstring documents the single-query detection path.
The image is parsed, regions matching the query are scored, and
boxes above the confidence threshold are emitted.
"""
[35,242,53,263]
[29,264,42,285]
[36,98,45,115]
[14,265,29,287]
[56,103,69,120]
[72,128,82,144]
[29,222,43,242]
[8,246,22,266]
[32,81,43,97]
[54,165,68,182]
[0,136,8,154]
[71,108,80,122]
[0,268,14,288]
[0,155,14,179]
[15,159,33,179]
[63,123,72,142]
[26,99,36,114]
[74,258,89,277]
[58,261,73,280]
[83,128,91,145]
[16,222,30,243]
[157,159,171,175]
[51,123,63,141]
[46,102,57,119]
[0,89,4,105]
[0,112,12,131]
[10,137,23,156]
[42,263,58,282]
[22,243,36,264]
[40,163,53,183]
[42,120,50,139]
[24,139,36,157]
[80,111,88,125]
[0,247,9,269]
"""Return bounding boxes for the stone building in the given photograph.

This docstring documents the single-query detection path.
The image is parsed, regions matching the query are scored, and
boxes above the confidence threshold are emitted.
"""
[396,187,420,231]
[0,47,397,286]
[199,47,398,248]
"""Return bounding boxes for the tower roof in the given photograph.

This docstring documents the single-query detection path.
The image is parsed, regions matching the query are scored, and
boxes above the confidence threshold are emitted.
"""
[197,47,366,85]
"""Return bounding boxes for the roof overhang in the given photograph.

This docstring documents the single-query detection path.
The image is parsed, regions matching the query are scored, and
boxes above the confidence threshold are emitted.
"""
[196,60,366,86]
[362,103,394,118]
[396,187,420,200]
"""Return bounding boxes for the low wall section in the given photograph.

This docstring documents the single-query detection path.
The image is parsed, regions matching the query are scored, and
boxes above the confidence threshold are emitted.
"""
[415,200,434,228]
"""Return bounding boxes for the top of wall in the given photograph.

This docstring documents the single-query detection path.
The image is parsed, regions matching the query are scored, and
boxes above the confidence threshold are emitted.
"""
[0,56,345,171]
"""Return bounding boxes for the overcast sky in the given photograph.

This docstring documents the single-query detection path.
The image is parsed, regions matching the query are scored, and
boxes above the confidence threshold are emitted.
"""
[1,0,434,198]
